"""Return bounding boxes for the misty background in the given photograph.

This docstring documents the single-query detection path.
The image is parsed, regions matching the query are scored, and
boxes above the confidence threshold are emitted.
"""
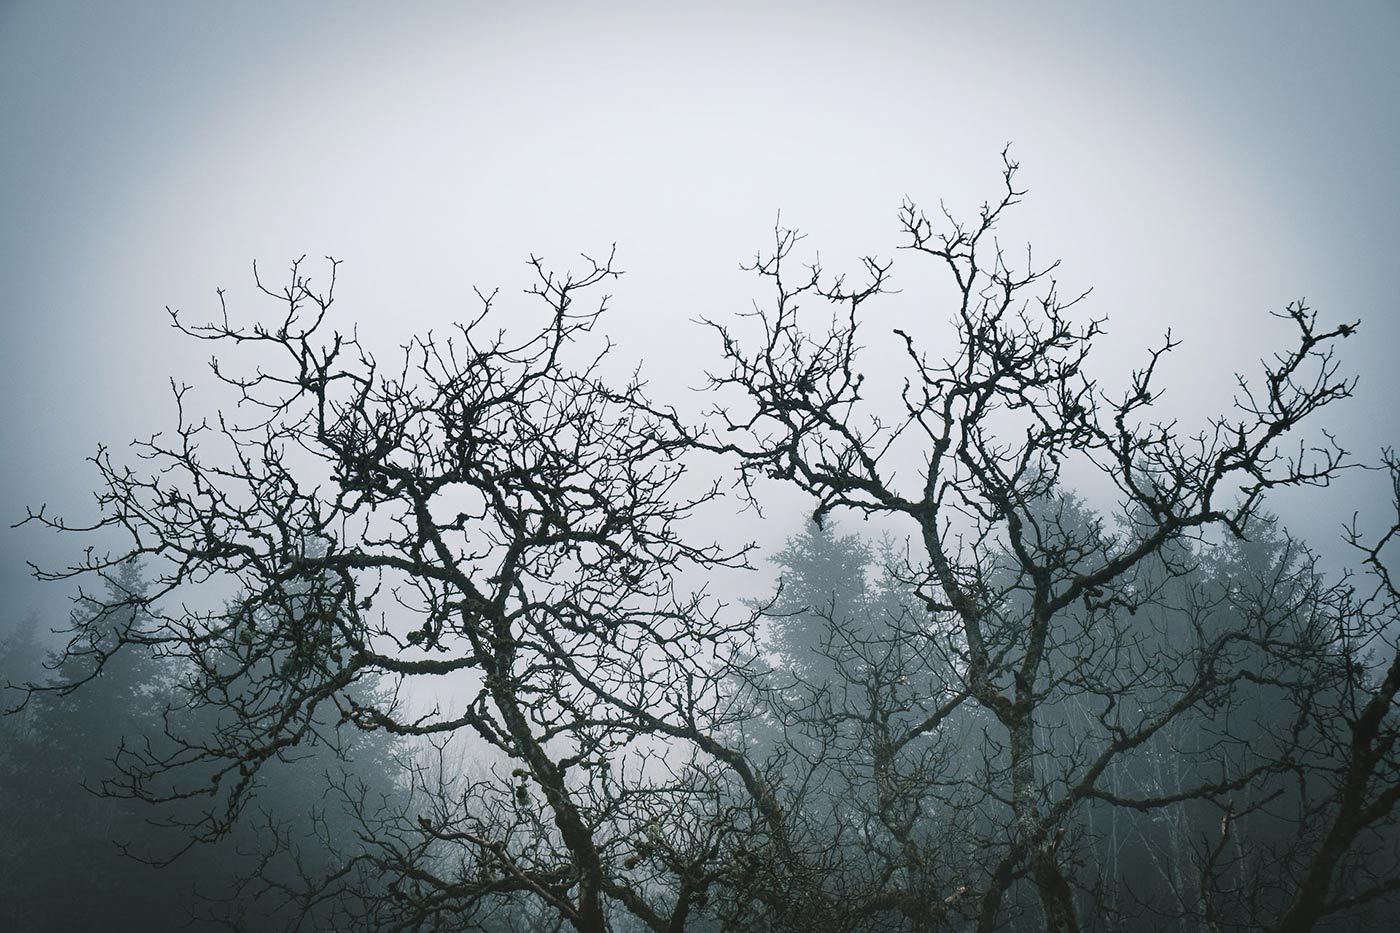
[2,0,1397,650]
[4,4,1400,931]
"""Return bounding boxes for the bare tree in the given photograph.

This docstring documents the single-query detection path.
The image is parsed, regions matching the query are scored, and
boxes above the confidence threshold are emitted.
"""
[681,151,1363,931]
[18,253,754,933]
[1263,452,1400,933]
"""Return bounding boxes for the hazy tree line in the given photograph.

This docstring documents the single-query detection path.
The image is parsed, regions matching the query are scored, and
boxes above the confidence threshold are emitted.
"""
[5,156,1399,931]
[0,557,408,931]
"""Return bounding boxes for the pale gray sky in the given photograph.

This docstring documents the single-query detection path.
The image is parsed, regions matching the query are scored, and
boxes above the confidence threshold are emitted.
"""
[3,1,1398,626]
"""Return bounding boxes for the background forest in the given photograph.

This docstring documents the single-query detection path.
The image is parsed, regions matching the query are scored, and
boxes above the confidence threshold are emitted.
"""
[4,502,1399,931]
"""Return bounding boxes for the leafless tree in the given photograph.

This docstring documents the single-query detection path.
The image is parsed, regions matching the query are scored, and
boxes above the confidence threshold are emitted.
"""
[678,151,1367,931]
[1259,452,1400,933]
[19,253,756,933]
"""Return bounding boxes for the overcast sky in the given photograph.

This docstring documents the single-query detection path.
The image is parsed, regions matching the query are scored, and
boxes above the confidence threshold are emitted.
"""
[2,1,1398,630]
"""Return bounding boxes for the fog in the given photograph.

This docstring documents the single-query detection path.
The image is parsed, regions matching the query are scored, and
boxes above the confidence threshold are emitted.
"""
[4,1,1398,617]
[2,3,1398,930]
